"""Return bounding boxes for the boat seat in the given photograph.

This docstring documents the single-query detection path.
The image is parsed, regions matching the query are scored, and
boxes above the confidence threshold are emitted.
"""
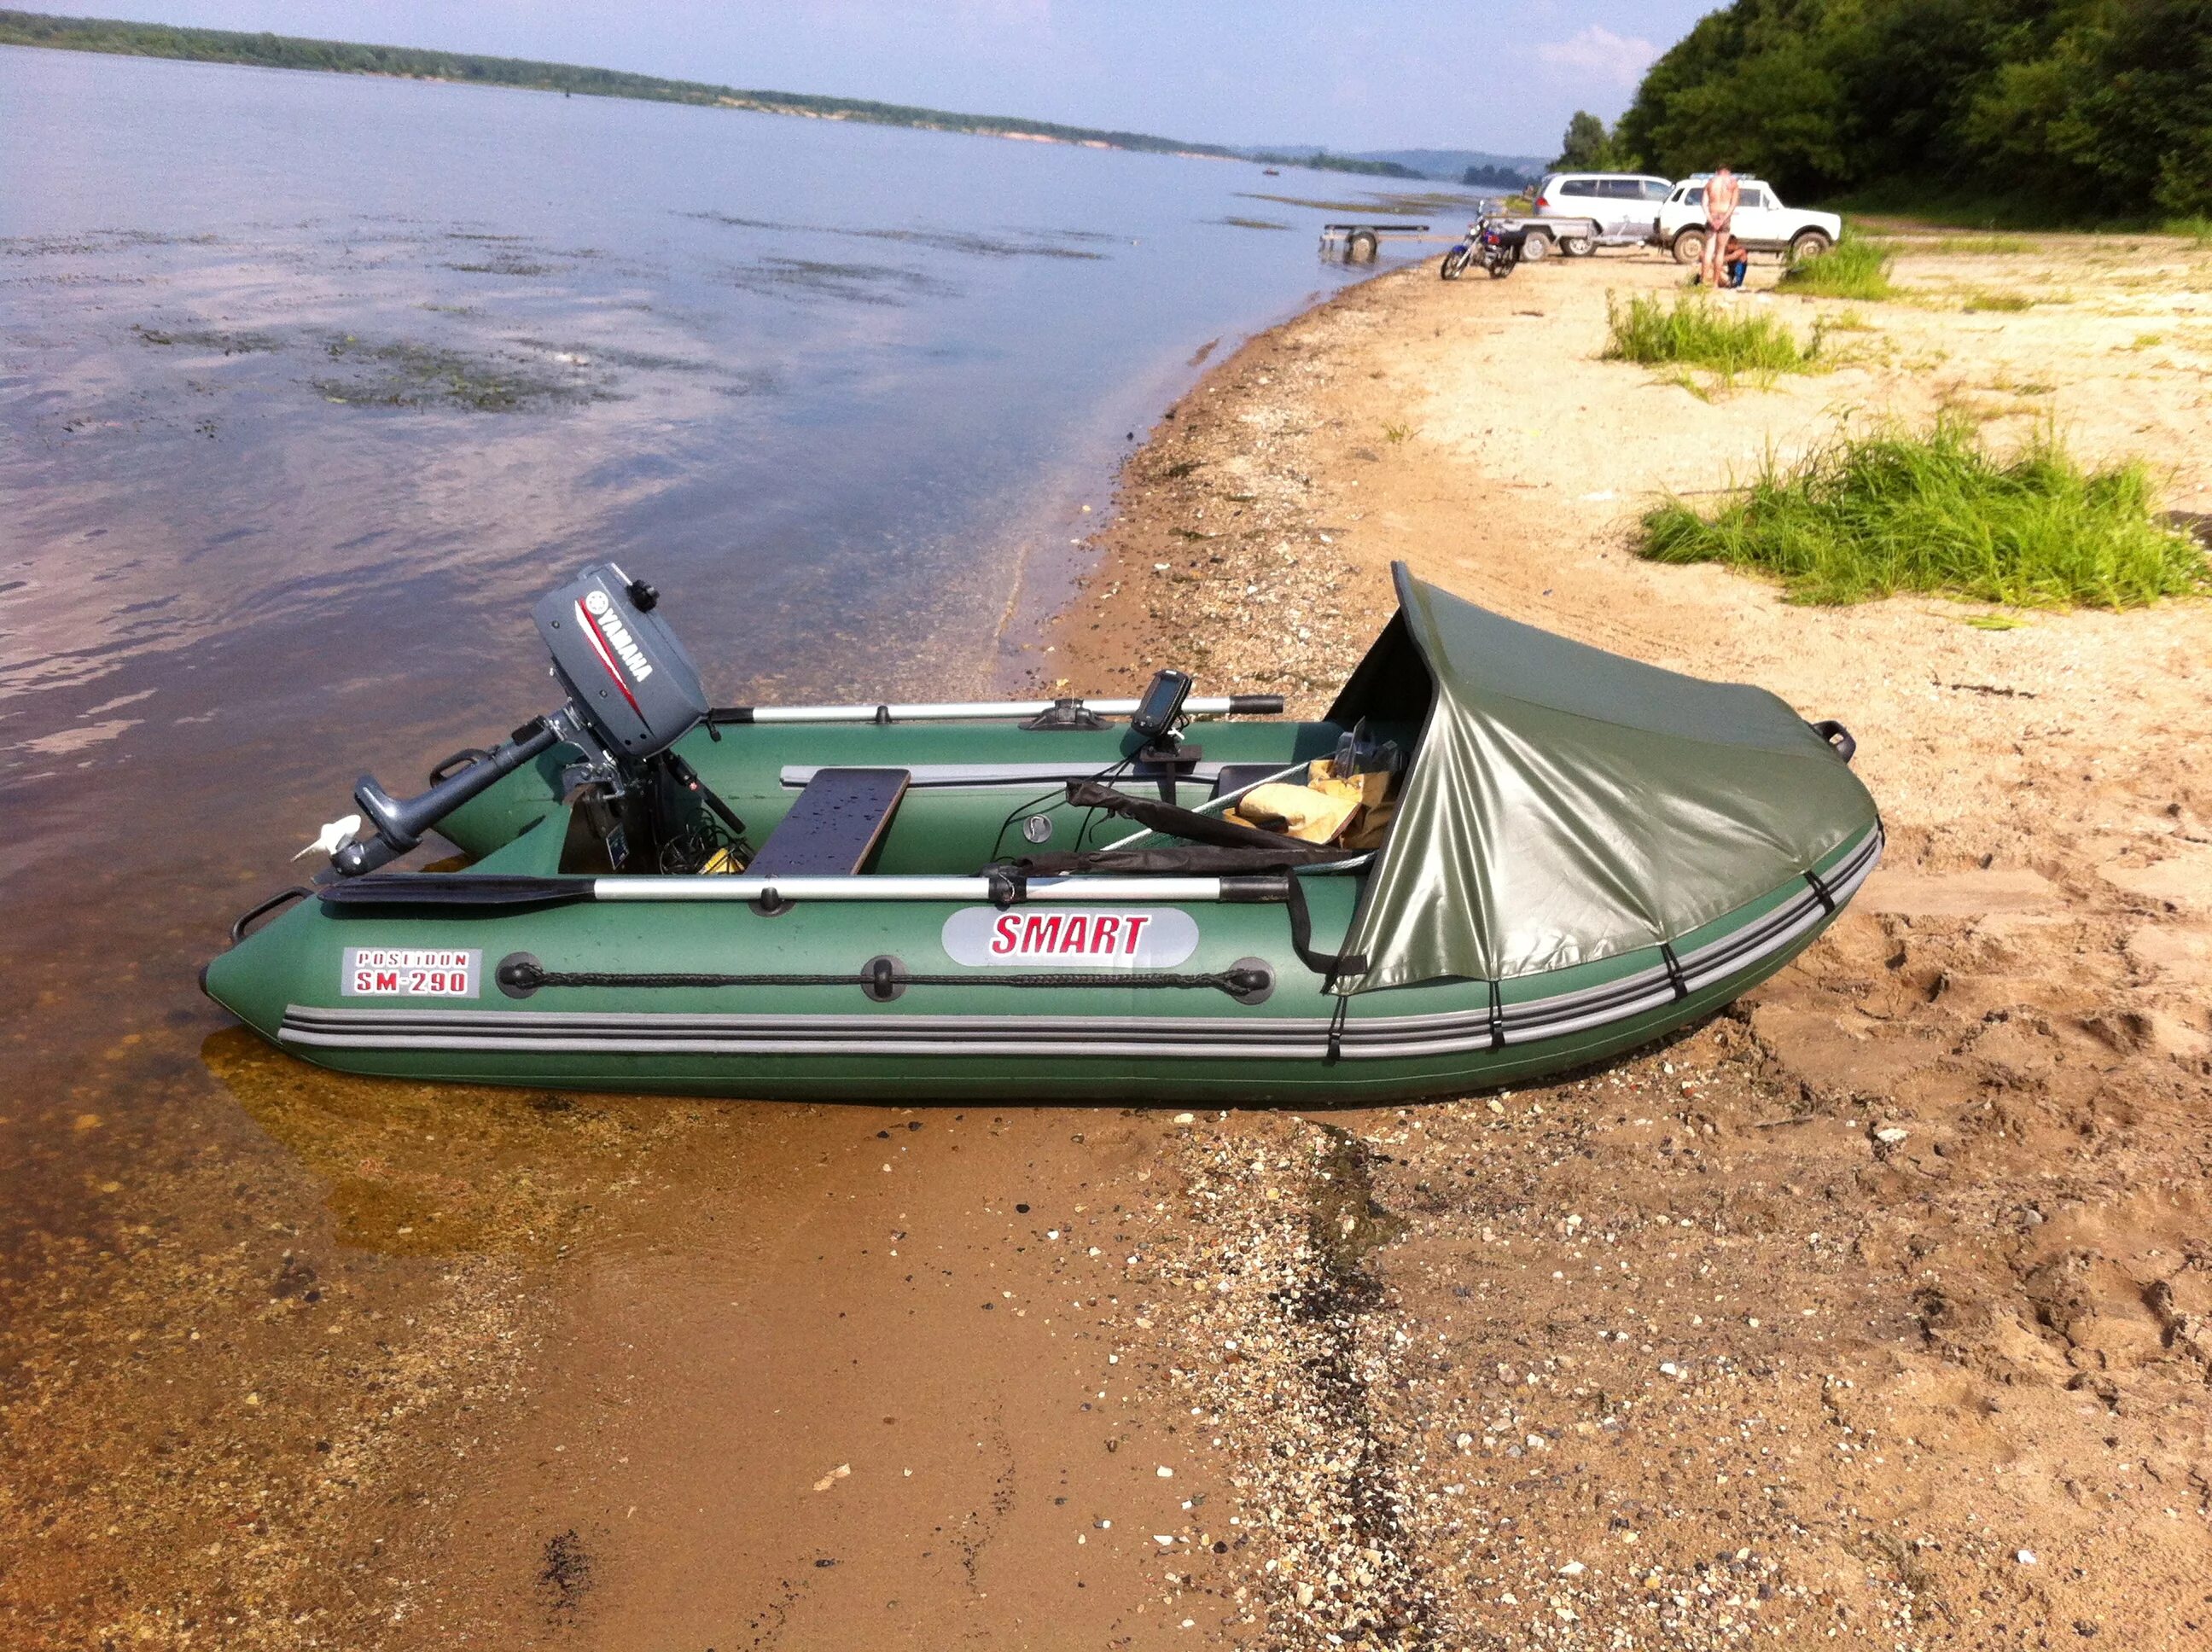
[747,767,911,877]
[1214,762,1296,801]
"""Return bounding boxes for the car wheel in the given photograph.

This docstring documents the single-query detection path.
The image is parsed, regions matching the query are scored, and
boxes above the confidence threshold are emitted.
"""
[1347,230,1378,263]
[1521,232,1551,262]
[1790,230,1835,261]
[1670,229,1705,265]
[1561,235,1594,257]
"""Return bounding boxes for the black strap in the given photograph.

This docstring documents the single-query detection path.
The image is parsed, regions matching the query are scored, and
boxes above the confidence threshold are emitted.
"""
[1487,979,1505,1050]
[1804,867,1836,913]
[987,868,1027,909]
[1065,778,1327,856]
[497,956,1269,998]
[1283,873,1368,983]
[1005,843,1360,876]
[1661,941,1688,1000]
[1324,997,1349,1062]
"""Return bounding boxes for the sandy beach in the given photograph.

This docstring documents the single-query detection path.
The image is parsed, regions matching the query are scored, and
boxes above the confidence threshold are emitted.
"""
[8,224,2210,1652]
[1039,233,2212,1647]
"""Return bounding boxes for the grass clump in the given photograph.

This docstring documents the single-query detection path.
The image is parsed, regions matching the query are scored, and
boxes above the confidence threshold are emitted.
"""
[1963,288,2034,311]
[1604,292,1824,385]
[1639,417,2205,608]
[1930,234,2033,254]
[1778,232,1895,300]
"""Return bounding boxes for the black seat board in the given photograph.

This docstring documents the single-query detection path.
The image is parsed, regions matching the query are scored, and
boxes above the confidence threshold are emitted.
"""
[747,767,911,878]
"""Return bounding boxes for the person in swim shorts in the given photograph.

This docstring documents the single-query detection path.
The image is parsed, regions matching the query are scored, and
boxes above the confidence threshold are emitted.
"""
[1701,163,1741,288]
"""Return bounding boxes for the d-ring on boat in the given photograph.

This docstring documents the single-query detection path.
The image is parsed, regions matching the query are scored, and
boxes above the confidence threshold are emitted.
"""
[203,561,1881,1102]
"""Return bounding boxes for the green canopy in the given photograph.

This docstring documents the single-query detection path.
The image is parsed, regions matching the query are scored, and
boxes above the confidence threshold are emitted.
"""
[1328,565,1878,993]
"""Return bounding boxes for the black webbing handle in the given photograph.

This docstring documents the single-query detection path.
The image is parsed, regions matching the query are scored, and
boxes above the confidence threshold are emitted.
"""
[1282,874,1367,984]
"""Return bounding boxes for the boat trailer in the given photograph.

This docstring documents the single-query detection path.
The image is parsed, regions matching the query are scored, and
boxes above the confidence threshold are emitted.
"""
[1318,222,1430,263]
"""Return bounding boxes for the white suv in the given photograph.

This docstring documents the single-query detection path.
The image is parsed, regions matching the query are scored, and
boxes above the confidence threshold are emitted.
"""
[1655,177,1841,264]
[1530,172,1675,253]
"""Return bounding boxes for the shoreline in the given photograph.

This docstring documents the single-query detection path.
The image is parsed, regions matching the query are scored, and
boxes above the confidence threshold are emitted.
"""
[1043,235,2212,1643]
[1045,270,1407,706]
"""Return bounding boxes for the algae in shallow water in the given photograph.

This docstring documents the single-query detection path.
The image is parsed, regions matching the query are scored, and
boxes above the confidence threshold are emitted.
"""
[713,256,955,306]
[447,256,558,277]
[133,323,282,354]
[684,211,1107,260]
[314,334,614,411]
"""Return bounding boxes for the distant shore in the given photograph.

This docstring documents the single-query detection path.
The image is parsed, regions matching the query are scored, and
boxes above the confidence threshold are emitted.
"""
[0,9,1426,177]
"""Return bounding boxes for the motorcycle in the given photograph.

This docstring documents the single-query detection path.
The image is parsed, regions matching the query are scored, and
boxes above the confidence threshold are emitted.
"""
[1440,215,1532,281]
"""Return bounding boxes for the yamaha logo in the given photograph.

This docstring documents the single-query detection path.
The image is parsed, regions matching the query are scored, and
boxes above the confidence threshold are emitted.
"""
[576,588,655,686]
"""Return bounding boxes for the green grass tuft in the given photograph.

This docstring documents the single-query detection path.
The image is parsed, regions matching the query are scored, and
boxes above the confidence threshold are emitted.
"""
[2165,215,2212,246]
[1603,292,1825,385]
[1638,418,2205,608]
[1778,232,1895,300]
[1962,289,2034,311]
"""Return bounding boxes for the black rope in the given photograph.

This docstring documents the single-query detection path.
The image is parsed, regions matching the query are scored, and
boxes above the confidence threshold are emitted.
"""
[497,957,1267,998]
[1660,941,1689,1000]
[1487,979,1505,1051]
[1325,996,1349,1062]
[1804,866,1836,914]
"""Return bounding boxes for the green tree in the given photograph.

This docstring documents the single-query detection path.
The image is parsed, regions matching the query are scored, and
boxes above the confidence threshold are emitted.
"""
[1613,0,2212,221]
[1555,110,1620,170]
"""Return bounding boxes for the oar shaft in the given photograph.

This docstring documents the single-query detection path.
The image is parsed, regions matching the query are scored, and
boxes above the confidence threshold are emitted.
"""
[712,695,1283,726]
[591,874,1251,903]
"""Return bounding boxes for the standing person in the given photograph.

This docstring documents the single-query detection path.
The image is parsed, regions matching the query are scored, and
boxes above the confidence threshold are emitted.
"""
[1701,163,1741,288]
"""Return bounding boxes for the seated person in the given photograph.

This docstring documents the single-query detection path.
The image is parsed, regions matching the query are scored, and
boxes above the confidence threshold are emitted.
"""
[1721,236,1749,289]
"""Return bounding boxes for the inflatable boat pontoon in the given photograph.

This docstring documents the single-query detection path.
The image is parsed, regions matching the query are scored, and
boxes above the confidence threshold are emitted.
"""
[203,561,1880,1102]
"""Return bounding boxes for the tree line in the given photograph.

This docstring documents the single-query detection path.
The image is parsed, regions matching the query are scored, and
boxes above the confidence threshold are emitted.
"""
[0,8,1236,160]
[1550,0,2210,223]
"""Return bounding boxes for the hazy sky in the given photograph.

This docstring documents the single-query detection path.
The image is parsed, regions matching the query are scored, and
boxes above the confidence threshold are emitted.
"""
[85,2,1718,154]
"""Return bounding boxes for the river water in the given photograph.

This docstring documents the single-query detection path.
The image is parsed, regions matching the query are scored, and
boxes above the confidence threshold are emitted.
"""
[0,44,1461,1645]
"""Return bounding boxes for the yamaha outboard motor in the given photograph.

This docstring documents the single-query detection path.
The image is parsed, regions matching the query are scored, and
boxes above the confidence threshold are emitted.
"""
[330,563,711,875]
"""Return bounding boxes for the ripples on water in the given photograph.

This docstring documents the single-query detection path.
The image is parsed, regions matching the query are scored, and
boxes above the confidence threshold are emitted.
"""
[0,42,1460,1245]
[0,43,1480,1639]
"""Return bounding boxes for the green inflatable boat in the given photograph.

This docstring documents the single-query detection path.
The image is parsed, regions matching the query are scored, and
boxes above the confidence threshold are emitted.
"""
[204,561,1880,1102]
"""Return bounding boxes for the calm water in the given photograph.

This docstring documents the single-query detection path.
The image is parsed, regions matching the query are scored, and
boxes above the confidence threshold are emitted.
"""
[0,47,1460,1214]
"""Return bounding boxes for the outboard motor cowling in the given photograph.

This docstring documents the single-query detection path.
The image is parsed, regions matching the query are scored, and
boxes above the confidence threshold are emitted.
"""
[533,563,710,758]
[330,562,710,876]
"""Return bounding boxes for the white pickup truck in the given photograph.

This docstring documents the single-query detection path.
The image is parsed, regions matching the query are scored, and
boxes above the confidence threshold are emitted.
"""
[1654,177,1841,265]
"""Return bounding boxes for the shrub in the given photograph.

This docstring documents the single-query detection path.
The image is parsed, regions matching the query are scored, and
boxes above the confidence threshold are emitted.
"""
[1603,292,1823,384]
[1778,232,1895,300]
[1638,418,2205,608]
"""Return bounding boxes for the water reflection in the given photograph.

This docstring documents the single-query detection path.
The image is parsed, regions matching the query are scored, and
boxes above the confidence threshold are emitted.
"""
[200,1026,719,1258]
[0,48,1483,1638]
